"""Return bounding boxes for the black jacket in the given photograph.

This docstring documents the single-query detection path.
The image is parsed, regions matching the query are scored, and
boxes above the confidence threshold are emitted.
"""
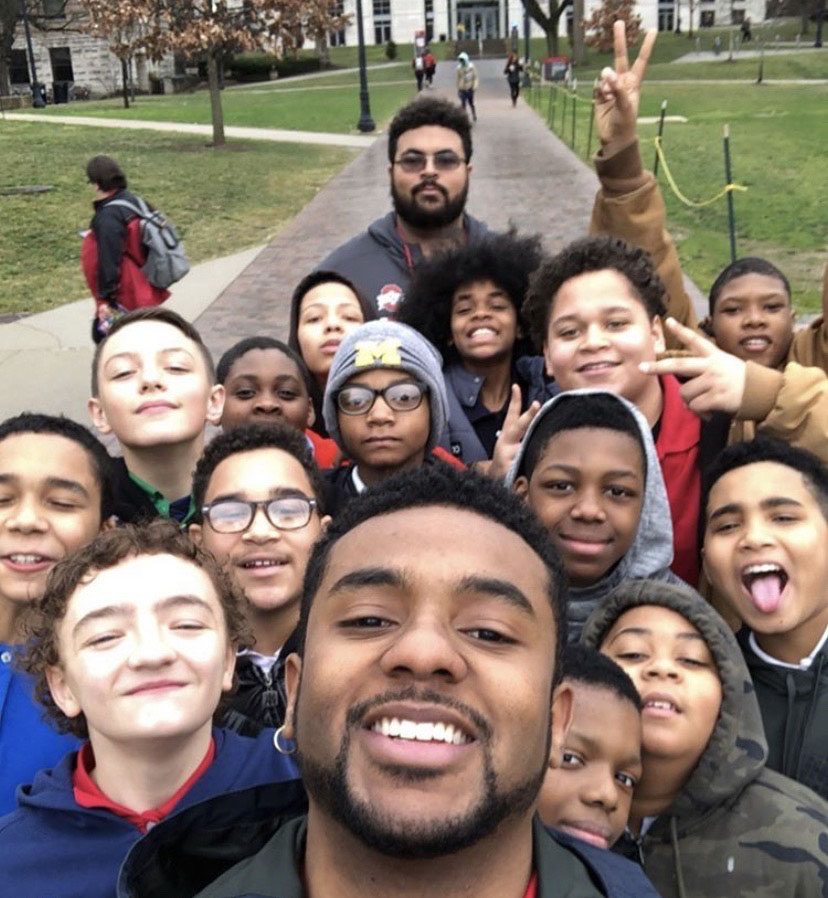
[109,457,160,524]
[221,630,299,737]
[738,627,828,800]
[90,188,141,303]
[118,783,660,898]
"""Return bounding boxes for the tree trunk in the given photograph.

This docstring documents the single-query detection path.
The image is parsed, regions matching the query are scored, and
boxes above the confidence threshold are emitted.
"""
[0,57,10,96]
[316,30,330,68]
[207,47,225,147]
[121,57,130,109]
[545,26,559,54]
[815,0,825,46]
[572,0,586,64]
[801,0,810,34]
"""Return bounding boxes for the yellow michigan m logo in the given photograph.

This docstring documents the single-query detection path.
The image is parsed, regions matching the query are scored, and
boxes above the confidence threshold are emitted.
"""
[353,338,403,368]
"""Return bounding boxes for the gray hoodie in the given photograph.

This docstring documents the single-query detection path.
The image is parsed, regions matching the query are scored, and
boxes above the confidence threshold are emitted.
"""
[505,389,682,641]
[318,211,490,318]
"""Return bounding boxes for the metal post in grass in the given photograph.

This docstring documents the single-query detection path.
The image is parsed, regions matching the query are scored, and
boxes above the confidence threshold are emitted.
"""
[19,0,45,108]
[547,81,555,126]
[571,87,576,148]
[723,124,737,263]
[560,88,567,132]
[354,0,375,132]
[653,100,667,176]
[585,95,595,159]
[756,40,764,83]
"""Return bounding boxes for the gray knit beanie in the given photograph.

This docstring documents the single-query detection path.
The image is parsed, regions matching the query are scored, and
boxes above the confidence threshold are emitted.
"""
[322,320,448,453]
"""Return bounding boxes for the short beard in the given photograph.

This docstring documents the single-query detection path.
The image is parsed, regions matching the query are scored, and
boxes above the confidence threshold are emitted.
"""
[391,179,469,231]
[295,686,549,860]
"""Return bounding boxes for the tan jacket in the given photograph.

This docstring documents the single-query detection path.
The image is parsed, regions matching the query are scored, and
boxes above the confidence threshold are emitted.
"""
[590,138,828,461]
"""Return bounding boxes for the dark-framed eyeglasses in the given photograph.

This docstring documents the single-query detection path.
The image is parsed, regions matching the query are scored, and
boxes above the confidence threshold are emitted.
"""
[335,380,429,416]
[202,496,317,533]
[393,151,466,174]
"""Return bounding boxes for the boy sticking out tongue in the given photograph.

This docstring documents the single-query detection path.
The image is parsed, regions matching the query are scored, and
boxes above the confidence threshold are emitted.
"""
[702,437,828,800]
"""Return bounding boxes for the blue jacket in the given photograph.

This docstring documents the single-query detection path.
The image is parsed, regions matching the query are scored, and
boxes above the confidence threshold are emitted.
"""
[0,642,80,816]
[0,727,301,898]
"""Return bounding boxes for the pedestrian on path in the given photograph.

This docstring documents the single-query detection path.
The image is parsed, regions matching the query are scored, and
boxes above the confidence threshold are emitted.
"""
[424,47,436,87]
[81,155,169,343]
[412,53,425,91]
[456,52,478,121]
[504,52,524,106]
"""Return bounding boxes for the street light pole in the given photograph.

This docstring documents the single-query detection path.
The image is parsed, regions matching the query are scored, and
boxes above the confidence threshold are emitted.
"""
[19,0,45,108]
[354,0,375,132]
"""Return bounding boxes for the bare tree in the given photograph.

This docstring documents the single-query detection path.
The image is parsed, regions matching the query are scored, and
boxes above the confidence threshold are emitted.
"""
[519,0,573,56]
[78,0,348,145]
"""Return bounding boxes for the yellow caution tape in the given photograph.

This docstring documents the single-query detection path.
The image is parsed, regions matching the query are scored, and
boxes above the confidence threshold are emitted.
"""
[652,136,748,208]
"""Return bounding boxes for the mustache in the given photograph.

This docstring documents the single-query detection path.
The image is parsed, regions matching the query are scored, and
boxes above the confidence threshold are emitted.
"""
[413,181,448,199]
[345,685,492,740]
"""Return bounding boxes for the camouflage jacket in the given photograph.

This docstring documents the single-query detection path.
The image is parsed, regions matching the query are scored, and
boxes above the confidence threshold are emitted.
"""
[582,579,828,898]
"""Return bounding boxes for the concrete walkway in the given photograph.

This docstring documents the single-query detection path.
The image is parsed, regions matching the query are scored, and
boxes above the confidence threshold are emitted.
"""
[3,112,377,148]
[0,57,705,421]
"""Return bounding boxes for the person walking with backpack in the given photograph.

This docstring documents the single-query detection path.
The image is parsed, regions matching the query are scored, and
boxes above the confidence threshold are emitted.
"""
[81,156,187,343]
[456,52,478,121]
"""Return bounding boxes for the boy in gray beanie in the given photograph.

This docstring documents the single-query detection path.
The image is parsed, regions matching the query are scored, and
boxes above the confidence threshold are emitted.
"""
[322,320,456,515]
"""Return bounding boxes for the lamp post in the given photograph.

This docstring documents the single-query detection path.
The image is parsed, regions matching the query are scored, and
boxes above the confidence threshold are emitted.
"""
[354,0,375,132]
[522,7,531,87]
[19,0,45,108]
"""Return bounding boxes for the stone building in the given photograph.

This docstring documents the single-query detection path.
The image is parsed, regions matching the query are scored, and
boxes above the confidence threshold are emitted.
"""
[9,0,174,99]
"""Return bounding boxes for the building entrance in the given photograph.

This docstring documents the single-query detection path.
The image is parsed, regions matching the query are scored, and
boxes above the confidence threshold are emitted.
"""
[457,3,500,39]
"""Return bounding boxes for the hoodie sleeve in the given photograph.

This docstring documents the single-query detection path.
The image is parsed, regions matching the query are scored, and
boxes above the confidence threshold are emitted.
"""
[92,201,128,304]
[589,138,698,340]
[737,360,828,461]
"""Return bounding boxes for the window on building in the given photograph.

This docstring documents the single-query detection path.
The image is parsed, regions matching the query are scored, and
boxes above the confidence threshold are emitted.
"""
[373,0,392,43]
[657,1,675,31]
[49,46,74,81]
[700,10,715,25]
[731,8,745,22]
[329,0,346,46]
[42,0,66,18]
[10,49,30,84]
[424,0,434,41]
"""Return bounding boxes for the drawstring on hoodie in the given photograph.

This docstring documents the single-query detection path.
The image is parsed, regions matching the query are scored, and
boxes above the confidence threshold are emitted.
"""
[669,816,687,898]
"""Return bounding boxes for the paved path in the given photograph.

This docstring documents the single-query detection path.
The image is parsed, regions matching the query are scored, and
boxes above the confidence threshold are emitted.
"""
[0,57,705,420]
[3,112,377,148]
[196,58,704,361]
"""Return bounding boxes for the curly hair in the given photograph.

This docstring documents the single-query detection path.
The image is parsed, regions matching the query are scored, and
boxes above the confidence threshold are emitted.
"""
[522,236,667,352]
[296,464,568,686]
[398,230,544,362]
[191,421,326,521]
[387,95,473,165]
[19,520,251,739]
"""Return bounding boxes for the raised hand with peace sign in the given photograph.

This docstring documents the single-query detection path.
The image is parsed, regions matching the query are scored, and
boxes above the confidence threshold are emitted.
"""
[595,22,657,158]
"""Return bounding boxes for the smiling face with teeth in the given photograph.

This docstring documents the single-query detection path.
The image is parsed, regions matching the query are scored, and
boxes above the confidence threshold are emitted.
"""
[449,280,518,367]
[544,271,666,428]
[190,447,328,656]
[704,461,828,663]
[0,433,103,641]
[600,605,721,770]
[710,273,794,369]
[281,504,572,860]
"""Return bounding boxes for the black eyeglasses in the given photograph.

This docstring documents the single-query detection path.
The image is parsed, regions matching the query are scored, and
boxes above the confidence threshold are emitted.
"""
[336,380,429,416]
[393,151,466,174]
[203,496,317,533]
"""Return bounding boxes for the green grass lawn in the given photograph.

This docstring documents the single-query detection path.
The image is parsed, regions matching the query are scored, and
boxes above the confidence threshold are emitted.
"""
[31,77,416,133]
[0,122,355,315]
[527,80,828,313]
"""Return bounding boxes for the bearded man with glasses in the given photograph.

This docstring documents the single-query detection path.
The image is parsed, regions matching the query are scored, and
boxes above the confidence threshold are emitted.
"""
[318,96,489,317]
[190,422,331,736]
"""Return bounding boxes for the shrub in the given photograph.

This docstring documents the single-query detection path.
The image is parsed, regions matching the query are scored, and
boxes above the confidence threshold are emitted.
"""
[386,40,398,60]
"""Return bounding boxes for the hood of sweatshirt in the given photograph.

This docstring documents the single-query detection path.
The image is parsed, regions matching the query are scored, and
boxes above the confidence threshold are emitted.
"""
[505,389,678,638]
[581,579,768,822]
